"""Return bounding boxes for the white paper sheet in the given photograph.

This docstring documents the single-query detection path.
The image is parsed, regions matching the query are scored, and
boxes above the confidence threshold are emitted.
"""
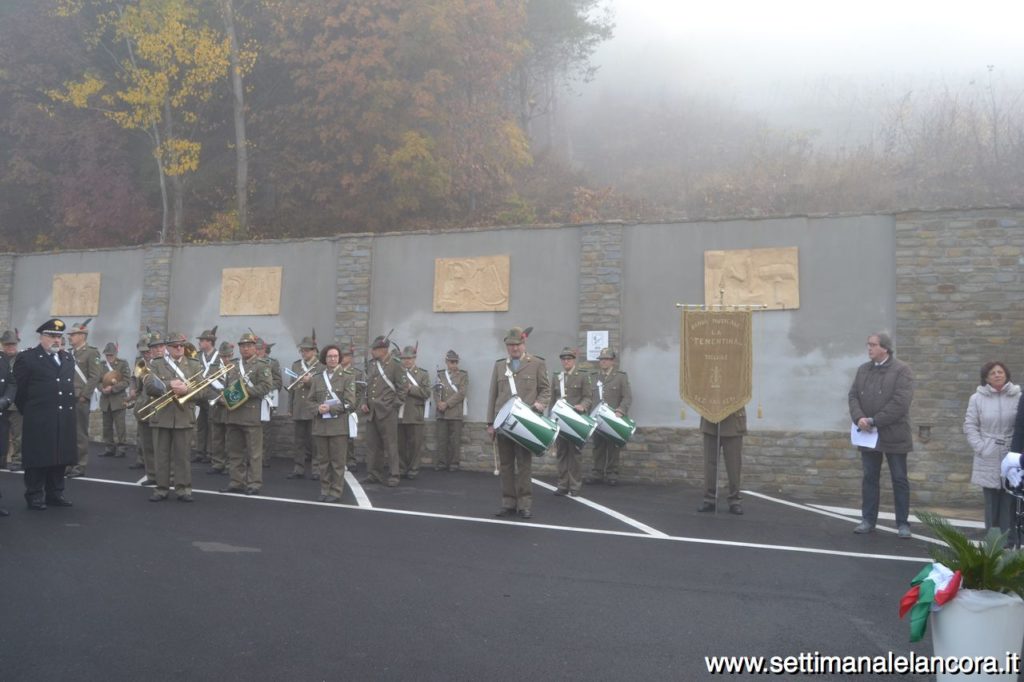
[850,423,879,448]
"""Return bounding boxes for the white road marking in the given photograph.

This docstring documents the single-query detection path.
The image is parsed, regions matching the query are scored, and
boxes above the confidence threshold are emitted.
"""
[808,503,985,529]
[742,490,944,546]
[0,470,930,563]
[345,470,372,508]
[532,478,669,538]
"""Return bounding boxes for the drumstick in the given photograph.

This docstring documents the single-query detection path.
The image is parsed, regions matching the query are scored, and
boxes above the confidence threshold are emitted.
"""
[492,438,500,476]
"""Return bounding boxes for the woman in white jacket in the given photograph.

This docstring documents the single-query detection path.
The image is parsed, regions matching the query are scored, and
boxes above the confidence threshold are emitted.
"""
[964,361,1020,536]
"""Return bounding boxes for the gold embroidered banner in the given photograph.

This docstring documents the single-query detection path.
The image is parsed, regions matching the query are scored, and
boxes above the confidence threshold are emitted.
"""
[679,310,752,423]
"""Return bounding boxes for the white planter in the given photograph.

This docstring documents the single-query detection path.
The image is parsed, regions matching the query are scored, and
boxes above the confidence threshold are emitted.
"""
[931,589,1024,680]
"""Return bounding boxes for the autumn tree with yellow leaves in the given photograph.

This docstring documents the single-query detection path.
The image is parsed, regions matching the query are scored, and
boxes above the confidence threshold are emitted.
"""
[48,0,230,243]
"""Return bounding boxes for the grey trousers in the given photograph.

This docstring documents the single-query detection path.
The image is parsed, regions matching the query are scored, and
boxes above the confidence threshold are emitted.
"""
[983,486,1015,537]
[860,449,910,527]
[703,433,742,503]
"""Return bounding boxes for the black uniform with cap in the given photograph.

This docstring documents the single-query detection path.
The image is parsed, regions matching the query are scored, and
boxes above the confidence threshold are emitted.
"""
[14,318,76,510]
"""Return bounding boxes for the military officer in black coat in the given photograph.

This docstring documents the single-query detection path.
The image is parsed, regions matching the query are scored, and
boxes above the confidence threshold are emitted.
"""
[14,319,77,510]
[0,335,15,516]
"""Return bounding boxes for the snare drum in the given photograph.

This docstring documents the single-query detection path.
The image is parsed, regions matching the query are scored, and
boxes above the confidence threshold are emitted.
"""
[590,402,637,445]
[550,399,598,446]
[494,397,560,456]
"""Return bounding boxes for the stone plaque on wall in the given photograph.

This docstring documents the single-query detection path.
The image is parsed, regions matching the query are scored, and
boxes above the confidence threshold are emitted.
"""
[433,256,510,312]
[51,273,101,316]
[220,266,282,316]
[704,247,799,310]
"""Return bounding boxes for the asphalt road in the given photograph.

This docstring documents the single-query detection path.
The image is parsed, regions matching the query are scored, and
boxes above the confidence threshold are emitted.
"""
[0,446,945,681]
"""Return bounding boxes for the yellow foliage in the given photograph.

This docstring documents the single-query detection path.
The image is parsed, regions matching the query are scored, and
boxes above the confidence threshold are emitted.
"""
[47,75,105,108]
[158,138,201,176]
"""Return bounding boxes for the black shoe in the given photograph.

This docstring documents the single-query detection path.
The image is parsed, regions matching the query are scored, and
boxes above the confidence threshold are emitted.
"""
[141,479,158,487]
[206,467,225,475]
[318,494,328,502]
[26,500,47,511]
[177,494,194,503]
[245,488,261,496]
[310,473,320,481]
[99,450,116,458]
[361,476,379,485]
[583,476,602,485]
[449,466,460,472]
[114,452,126,458]
[128,462,145,470]
[324,496,341,504]
[568,490,579,497]
[518,509,533,519]
[434,465,447,472]
[220,486,245,494]
[494,508,516,517]
[286,471,304,479]
[553,488,568,496]
[728,503,744,515]
[0,507,9,517]
[697,502,716,513]
[45,496,73,507]
[149,493,168,502]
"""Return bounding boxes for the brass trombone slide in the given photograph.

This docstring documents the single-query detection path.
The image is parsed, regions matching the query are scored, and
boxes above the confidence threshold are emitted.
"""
[176,363,235,405]
[138,367,207,421]
[285,362,318,391]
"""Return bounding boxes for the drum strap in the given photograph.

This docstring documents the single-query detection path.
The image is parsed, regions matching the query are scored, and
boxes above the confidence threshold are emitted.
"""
[105,359,114,373]
[559,371,567,400]
[322,370,339,403]
[376,361,396,392]
[505,361,518,396]
[238,356,254,387]
[596,377,604,402]
[202,351,215,377]
[74,360,87,384]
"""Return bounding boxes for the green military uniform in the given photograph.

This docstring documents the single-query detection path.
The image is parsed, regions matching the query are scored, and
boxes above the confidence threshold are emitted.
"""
[589,348,632,486]
[434,350,468,471]
[344,353,364,470]
[287,339,320,479]
[700,408,747,513]
[67,321,103,477]
[193,327,219,464]
[260,342,282,468]
[98,344,131,457]
[143,333,203,501]
[551,347,592,496]
[396,346,431,480]
[307,361,356,501]
[487,327,551,518]
[363,337,408,486]
[221,333,273,495]
[1,330,22,470]
[131,335,160,483]
[204,341,235,475]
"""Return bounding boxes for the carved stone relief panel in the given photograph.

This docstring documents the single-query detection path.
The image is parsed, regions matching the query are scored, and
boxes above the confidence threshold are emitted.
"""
[220,266,282,316]
[433,256,510,312]
[51,273,101,316]
[704,247,799,310]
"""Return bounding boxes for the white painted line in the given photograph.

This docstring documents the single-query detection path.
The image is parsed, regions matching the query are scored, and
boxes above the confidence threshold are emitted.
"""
[0,471,930,563]
[345,470,372,508]
[134,476,148,486]
[742,490,944,546]
[532,478,669,538]
[808,503,985,530]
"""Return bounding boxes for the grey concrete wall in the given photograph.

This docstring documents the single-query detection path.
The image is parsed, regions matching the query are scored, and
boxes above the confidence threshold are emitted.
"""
[11,247,146,350]
[370,227,580,420]
[621,215,896,430]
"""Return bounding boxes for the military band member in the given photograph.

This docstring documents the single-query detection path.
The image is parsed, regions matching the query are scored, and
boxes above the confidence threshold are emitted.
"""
[193,326,219,465]
[143,332,203,502]
[587,347,632,486]
[434,349,468,472]
[220,332,273,495]
[551,347,592,496]
[341,345,363,471]
[287,336,320,479]
[487,327,551,519]
[698,408,747,515]
[0,333,15,515]
[205,341,235,476]
[66,319,103,477]
[257,338,282,468]
[15,319,76,510]
[397,345,431,480]
[131,333,163,485]
[306,344,356,503]
[360,335,407,487]
[98,342,130,458]
[1,329,21,472]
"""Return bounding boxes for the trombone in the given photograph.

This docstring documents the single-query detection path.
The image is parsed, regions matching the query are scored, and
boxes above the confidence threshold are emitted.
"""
[286,362,319,390]
[138,366,208,421]
[176,363,235,405]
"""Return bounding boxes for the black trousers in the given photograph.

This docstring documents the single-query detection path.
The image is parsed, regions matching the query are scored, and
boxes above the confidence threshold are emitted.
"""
[24,465,66,502]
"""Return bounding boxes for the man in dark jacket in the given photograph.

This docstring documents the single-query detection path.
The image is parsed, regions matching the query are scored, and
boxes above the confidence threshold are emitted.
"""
[0,334,15,516]
[14,319,77,510]
[848,332,914,538]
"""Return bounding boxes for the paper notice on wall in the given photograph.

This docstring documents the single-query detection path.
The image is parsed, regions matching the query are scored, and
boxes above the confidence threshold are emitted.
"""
[586,331,609,361]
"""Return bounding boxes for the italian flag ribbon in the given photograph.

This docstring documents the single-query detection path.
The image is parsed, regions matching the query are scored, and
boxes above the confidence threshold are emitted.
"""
[898,562,962,642]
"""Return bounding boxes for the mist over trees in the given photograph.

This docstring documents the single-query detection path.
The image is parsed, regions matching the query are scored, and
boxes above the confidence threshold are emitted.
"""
[1,0,1021,251]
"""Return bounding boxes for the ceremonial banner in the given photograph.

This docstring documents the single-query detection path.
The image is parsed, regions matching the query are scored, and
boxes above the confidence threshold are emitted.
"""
[679,310,752,423]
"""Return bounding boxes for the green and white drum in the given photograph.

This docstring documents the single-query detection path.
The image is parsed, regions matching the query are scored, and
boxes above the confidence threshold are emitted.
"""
[550,399,598,446]
[590,402,637,445]
[494,397,560,456]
